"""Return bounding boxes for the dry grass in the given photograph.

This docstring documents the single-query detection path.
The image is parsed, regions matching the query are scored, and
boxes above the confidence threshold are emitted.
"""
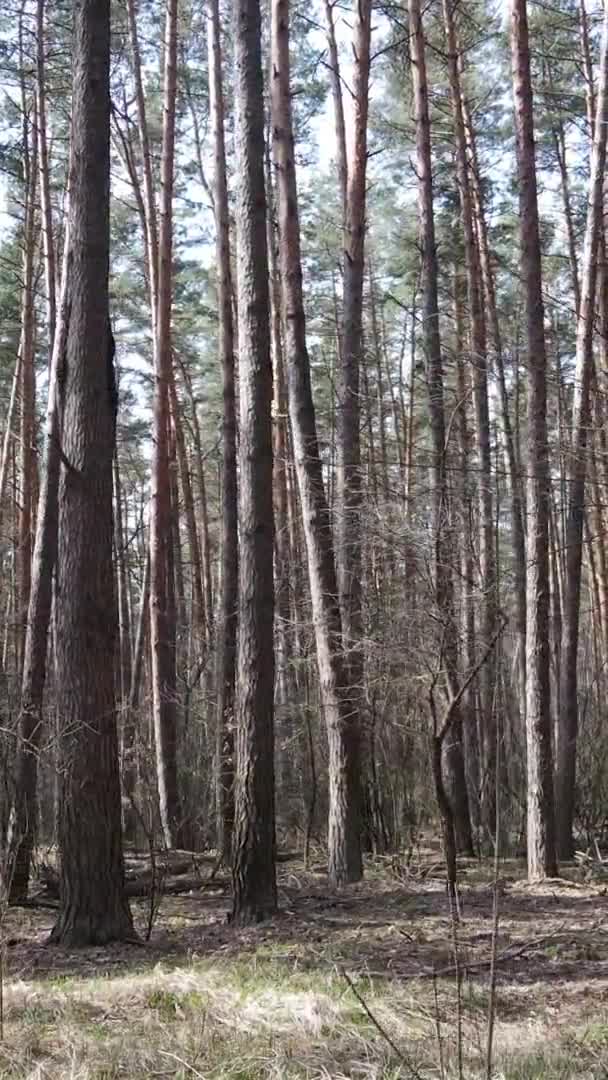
[1,855,608,1078]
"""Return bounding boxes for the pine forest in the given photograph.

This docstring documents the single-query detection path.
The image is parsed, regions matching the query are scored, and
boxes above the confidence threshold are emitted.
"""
[1,0,608,1076]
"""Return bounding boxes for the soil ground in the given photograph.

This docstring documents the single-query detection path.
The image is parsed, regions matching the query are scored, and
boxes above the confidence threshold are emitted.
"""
[2,851,608,1078]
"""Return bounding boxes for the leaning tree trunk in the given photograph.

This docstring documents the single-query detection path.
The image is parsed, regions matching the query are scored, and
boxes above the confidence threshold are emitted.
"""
[16,44,38,678]
[230,0,277,924]
[557,1,608,860]
[271,0,362,885]
[510,0,558,881]
[49,0,134,945]
[409,0,473,856]
[208,0,238,859]
[7,231,71,905]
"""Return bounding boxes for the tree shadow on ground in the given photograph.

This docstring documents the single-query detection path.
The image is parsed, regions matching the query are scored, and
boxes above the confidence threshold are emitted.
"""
[5,858,608,1007]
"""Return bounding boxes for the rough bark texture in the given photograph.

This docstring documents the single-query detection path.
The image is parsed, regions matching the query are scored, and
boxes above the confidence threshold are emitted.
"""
[510,0,558,881]
[230,0,277,924]
[271,0,362,886]
[49,0,134,945]
[208,0,238,858]
[409,0,473,855]
[557,2,608,860]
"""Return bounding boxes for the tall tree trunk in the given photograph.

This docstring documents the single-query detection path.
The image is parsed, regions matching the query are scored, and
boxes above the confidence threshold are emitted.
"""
[266,152,295,820]
[16,20,38,678]
[271,0,362,885]
[336,0,370,810]
[49,0,133,944]
[114,456,133,711]
[208,0,238,858]
[409,0,473,856]
[149,0,183,849]
[230,0,277,923]
[36,0,56,356]
[7,231,71,904]
[168,379,205,643]
[126,0,159,328]
[323,0,348,214]
[510,0,558,881]
[123,550,150,840]
[442,0,497,844]
[557,2,608,860]
[461,78,527,731]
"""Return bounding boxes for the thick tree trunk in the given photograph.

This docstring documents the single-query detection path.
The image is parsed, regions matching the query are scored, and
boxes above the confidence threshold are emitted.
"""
[510,0,558,881]
[230,0,277,924]
[208,0,238,857]
[557,3,608,861]
[271,0,362,885]
[409,0,473,856]
[49,0,133,944]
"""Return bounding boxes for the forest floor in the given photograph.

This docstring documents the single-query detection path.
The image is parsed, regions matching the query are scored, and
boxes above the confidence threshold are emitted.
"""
[2,849,608,1079]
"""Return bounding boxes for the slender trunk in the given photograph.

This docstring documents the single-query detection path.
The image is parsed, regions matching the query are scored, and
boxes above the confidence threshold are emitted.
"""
[208,0,238,856]
[7,233,71,904]
[442,0,497,843]
[557,3,608,860]
[454,270,480,830]
[271,0,362,884]
[114,457,133,709]
[552,119,581,317]
[462,83,527,728]
[123,550,150,839]
[169,379,206,643]
[510,0,558,880]
[409,0,473,856]
[17,94,38,677]
[266,153,294,816]
[126,0,159,324]
[36,0,56,355]
[323,0,348,214]
[149,0,183,849]
[335,0,370,868]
